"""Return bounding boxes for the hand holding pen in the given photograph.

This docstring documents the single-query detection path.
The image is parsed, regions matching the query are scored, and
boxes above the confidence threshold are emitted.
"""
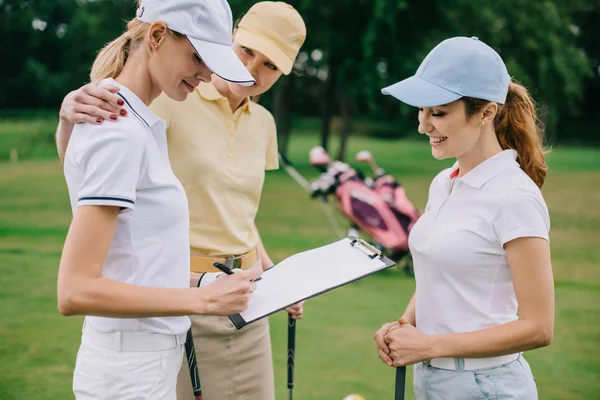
[213,262,263,282]
[198,264,262,315]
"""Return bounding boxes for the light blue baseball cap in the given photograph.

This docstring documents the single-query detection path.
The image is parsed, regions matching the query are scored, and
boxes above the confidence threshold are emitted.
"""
[382,36,510,107]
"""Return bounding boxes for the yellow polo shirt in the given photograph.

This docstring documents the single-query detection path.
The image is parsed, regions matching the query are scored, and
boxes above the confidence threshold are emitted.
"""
[150,82,278,256]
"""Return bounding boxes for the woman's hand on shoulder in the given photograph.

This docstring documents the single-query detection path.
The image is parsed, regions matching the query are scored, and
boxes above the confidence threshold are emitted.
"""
[60,83,127,125]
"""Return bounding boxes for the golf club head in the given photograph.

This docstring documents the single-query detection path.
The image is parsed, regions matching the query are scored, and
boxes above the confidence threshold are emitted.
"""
[355,150,373,163]
[355,150,383,176]
[309,146,332,172]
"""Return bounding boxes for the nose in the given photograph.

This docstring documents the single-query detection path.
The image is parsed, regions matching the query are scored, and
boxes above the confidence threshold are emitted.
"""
[417,112,433,135]
[196,64,212,83]
[244,58,260,84]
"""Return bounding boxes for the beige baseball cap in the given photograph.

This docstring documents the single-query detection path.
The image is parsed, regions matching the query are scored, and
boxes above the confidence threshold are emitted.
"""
[235,2,306,75]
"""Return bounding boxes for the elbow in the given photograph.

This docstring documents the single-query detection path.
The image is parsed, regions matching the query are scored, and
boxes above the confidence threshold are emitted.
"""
[531,324,554,349]
[57,288,83,316]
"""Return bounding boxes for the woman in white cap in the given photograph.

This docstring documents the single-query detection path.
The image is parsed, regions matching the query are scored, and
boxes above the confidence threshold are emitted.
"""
[56,2,307,399]
[373,36,554,399]
[57,1,263,399]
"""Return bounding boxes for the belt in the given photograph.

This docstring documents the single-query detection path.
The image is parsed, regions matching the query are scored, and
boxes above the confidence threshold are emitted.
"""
[422,353,520,371]
[190,247,259,273]
[82,325,186,352]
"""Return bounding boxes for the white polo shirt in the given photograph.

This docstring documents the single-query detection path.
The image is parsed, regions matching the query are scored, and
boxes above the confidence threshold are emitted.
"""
[409,150,550,335]
[64,79,191,335]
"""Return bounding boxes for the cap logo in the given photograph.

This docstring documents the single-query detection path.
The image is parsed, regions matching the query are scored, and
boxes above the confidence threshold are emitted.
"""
[136,6,145,18]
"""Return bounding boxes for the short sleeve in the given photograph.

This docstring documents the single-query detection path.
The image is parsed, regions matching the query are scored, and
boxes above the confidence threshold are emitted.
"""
[493,188,550,245]
[149,93,173,131]
[264,113,279,170]
[75,125,145,212]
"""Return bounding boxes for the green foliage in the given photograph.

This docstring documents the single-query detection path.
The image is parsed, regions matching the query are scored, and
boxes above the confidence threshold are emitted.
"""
[0,0,599,143]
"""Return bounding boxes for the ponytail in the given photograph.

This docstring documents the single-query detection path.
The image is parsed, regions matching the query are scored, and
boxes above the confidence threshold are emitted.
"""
[462,81,548,188]
[90,19,150,83]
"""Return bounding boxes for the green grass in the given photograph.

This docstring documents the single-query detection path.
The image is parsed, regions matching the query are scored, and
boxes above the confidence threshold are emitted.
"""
[0,132,599,400]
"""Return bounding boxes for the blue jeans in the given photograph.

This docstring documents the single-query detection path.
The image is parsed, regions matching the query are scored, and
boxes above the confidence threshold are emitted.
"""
[414,355,538,400]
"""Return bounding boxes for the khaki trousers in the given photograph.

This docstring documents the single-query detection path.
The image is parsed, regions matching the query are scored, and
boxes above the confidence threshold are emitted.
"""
[177,262,275,400]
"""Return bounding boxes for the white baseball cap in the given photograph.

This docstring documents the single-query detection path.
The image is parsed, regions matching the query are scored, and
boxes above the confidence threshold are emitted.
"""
[136,0,255,86]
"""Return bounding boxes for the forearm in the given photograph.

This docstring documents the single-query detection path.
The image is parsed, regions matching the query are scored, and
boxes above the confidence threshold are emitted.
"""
[253,223,274,270]
[430,318,553,359]
[402,293,416,325]
[58,276,201,318]
[56,118,74,165]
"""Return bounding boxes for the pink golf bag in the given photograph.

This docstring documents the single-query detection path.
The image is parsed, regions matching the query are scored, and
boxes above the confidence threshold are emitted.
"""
[309,147,420,271]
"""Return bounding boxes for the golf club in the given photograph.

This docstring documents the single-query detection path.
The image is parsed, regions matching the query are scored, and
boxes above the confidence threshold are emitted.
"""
[184,328,203,400]
[355,150,384,177]
[395,366,406,400]
[278,152,344,238]
[288,315,296,400]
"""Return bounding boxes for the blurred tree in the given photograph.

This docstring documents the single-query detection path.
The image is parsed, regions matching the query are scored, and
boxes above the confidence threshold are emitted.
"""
[0,0,598,149]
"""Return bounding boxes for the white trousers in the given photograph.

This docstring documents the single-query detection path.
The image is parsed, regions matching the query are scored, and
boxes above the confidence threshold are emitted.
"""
[73,326,185,400]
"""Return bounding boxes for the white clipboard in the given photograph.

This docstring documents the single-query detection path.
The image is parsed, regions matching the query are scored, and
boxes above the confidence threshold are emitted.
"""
[229,237,396,329]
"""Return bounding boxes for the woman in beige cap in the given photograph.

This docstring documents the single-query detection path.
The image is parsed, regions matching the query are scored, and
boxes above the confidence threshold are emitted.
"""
[55,2,307,399]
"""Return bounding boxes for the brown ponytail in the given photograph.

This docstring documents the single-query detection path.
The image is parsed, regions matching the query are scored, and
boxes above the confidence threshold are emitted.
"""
[463,81,549,188]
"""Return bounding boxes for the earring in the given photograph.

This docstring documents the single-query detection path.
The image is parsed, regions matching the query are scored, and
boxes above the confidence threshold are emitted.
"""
[154,44,159,49]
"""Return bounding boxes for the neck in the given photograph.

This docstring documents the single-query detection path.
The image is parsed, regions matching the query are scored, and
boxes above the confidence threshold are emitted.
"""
[115,50,161,106]
[456,128,503,176]
[211,75,246,113]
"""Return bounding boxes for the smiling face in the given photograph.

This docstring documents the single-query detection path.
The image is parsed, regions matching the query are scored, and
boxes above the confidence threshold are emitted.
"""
[417,100,496,160]
[147,24,212,102]
[225,38,283,97]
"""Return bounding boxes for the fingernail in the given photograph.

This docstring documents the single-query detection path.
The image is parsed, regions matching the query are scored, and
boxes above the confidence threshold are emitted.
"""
[120,109,127,116]
[110,114,118,120]
[117,99,124,106]
[96,117,102,124]
[387,362,393,366]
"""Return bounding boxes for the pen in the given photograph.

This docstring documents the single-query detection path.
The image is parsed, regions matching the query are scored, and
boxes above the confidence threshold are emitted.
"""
[213,262,262,282]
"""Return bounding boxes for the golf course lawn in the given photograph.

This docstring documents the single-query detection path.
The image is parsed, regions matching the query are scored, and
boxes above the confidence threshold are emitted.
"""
[1,132,599,399]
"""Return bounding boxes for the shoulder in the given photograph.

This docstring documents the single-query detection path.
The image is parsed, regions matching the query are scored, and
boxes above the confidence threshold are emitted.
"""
[72,118,148,152]
[248,101,275,126]
[429,167,452,193]
[491,165,545,204]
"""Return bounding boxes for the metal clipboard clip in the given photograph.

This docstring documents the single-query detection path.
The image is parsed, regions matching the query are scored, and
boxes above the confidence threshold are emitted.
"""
[349,237,382,259]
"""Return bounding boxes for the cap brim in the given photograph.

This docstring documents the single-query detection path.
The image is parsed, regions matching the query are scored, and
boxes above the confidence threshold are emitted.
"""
[381,76,462,107]
[187,37,255,87]
[235,28,294,75]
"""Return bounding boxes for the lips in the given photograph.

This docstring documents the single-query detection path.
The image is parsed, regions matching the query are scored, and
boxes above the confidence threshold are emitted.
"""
[183,80,197,92]
[428,136,448,147]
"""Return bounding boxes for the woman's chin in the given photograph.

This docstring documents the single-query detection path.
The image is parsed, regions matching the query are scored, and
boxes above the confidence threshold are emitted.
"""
[229,84,259,98]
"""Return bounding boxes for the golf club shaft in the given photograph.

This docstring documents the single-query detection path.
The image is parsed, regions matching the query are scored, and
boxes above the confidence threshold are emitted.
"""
[278,153,345,238]
[184,328,203,400]
[394,366,406,400]
[287,315,296,400]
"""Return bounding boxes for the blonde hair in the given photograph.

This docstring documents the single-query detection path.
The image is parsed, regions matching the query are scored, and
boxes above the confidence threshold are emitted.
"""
[463,81,549,188]
[90,19,150,83]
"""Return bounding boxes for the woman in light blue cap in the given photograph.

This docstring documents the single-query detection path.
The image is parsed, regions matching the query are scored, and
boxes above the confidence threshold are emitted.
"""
[374,37,553,399]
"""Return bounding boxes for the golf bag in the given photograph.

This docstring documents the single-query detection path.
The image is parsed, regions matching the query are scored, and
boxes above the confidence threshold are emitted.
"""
[309,147,420,274]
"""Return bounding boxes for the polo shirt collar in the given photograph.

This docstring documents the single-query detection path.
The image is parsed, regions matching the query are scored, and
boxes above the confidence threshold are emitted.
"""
[449,149,519,188]
[100,78,160,128]
[196,82,252,114]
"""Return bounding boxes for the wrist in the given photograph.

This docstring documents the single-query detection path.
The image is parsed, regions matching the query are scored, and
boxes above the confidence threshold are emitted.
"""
[427,334,446,359]
[192,286,213,315]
